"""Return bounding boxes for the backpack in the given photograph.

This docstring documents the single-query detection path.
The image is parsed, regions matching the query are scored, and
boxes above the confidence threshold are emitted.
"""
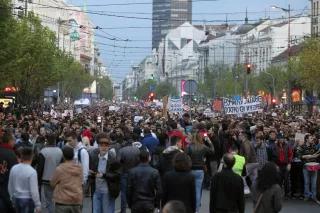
[77,147,89,164]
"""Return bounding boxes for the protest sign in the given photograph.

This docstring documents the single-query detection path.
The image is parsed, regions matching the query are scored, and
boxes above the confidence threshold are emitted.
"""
[168,98,183,114]
[203,108,215,117]
[223,96,262,115]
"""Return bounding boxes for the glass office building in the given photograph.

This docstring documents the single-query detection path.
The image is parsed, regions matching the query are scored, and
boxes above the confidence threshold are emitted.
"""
[152,0,192,49]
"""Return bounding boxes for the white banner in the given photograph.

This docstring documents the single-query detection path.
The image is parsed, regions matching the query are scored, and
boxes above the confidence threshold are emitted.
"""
[169,98,183,114]
[223,96,262,115]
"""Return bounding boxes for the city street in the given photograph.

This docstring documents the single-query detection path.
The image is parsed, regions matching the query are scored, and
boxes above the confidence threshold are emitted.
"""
[83,190,320,213]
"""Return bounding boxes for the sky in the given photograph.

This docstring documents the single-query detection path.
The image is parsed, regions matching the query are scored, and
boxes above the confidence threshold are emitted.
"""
[69,0,309,83]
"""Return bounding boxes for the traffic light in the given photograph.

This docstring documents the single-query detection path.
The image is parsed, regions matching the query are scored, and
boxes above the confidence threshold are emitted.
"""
[246,64,251,74]
[149,92,155,101]
[271,98,276,108]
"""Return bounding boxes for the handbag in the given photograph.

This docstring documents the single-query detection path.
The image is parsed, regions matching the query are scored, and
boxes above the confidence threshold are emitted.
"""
[253,193,264,213]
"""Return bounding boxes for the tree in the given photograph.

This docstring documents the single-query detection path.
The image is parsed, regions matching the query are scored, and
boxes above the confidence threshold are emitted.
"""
[135,80,156,99]
[96,76,113,100]
[155,81,177,98]
[254,66,288,97]
[297,38,320,91]
[0,8,94,104]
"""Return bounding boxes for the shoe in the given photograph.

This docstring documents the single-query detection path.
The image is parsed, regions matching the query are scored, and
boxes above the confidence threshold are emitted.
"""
[313,198,320,205]
[303,197,310,202]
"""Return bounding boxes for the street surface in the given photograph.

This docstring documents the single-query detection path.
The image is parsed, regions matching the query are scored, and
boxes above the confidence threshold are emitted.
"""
[83,189,320,213]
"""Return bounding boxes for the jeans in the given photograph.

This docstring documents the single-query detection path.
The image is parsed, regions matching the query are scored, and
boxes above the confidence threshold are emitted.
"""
[246,163,259,188]
[279,165,290,196]
[192,170,204,212]
[14,198,35,213]
[290,162,304,196]
[120,173,128,213]
[303,167,318,199]
[41,183,54,213]
[93,191,115,213]
[131,202,154,213]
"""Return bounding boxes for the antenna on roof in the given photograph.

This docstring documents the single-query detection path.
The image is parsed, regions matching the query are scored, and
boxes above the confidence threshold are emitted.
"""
[245,7,248,24]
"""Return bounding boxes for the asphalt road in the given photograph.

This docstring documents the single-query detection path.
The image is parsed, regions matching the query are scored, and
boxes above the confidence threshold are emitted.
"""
[83,189,320,213]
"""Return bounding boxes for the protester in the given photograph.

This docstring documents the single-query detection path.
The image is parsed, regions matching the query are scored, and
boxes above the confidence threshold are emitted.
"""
[301,134,320,203]
[158,136,183,177]
[272,134,293,198]
[8,147,41,213]
[162,152,196,213]
[37,133,63,213]
[210,153,245,213]
[50,146,83,213]
[0,129,18,212]
[187,131,214,212]
[252,162,283,213]
[89,133,121,213]
[65,131,89,185]
[118,134,141,213]
[127,150,162,213]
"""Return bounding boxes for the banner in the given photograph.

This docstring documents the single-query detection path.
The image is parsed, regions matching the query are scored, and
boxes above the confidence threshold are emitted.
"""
[223,96,262,115]
[169,98,183,114]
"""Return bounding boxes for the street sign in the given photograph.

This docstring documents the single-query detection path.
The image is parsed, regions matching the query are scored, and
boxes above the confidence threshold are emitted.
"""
[184,80,197,94]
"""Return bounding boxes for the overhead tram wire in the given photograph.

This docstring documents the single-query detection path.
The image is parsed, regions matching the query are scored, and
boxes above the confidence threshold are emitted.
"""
[26,2,310,24]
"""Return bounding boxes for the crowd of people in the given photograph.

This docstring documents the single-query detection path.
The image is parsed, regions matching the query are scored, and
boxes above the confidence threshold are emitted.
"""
[0,102,320,213]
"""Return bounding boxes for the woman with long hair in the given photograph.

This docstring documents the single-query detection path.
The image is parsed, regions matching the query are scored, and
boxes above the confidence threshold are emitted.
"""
[162,152,195,213]
[252,162,282,213]
[186,131,214,212]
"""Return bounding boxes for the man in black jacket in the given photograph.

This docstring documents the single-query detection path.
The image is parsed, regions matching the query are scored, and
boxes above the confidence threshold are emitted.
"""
[89,133,121,213]
[0,130,18,213]
[127,150,162,213]
[210,153,245,213]
[158,136,183,177]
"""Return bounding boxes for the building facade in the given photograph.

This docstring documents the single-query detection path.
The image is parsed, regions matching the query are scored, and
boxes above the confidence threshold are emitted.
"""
[152,0,192,49]
[12,0,95,75]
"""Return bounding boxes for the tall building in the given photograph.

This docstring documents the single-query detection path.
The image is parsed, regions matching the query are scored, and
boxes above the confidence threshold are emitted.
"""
[311,0,320,37]
[152,0,192,49]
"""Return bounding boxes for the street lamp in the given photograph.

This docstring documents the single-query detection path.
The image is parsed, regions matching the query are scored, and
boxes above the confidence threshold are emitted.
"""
[271,4,291,107]
[271,4,291,52]
[264,71,275,98]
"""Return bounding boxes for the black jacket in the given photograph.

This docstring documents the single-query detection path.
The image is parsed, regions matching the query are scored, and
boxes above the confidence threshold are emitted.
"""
[162,170,196,213]
[89,148,121,198]
[0,145,18,212]
[158,146,182,177]
[252,183,282,213]
[210,168,245,213]
[127,163,162,209]
[187,143,214,170]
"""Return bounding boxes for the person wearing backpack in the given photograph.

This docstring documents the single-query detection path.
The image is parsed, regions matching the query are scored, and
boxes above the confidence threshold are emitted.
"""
[65,131,89,185]
[89,133,121,213]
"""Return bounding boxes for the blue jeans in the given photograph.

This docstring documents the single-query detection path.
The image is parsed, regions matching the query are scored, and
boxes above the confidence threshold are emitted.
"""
[120,173,128,213]
[303,168,318,199]
[14,198,35,213]
[192,170,204,212]
[41,183,54,213]
[93,191,115,213]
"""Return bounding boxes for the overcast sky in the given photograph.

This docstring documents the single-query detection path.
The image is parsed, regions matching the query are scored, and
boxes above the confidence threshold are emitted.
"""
[70,0,309,83]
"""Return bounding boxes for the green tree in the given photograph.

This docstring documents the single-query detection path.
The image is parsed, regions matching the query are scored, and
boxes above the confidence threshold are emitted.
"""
[155,81,177,98]
[96,76,113,100]
[297,38,320,91]
[135,80,156,99]
[254,66,288,97]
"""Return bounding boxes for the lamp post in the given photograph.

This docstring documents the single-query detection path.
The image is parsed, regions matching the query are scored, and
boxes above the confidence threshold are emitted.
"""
[264,71,276,98]
[271,4,291,107]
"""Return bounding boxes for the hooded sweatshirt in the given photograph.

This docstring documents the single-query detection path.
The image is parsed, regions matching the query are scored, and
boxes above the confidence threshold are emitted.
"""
[50,161,83,205]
